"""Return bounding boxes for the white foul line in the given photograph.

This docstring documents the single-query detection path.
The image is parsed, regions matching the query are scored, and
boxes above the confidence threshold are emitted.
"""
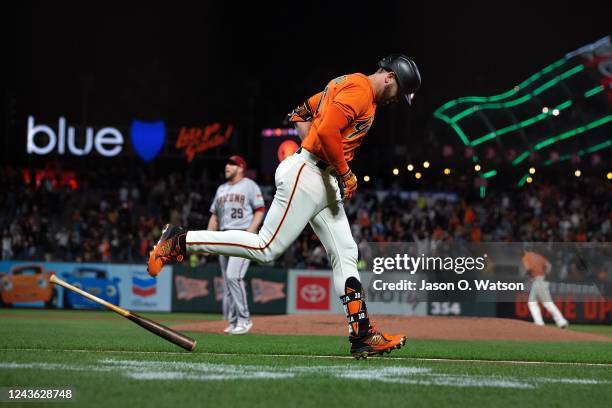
[1,348,611,367]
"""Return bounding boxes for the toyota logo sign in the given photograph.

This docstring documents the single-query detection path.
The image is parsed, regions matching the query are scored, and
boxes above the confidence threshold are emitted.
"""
[300,283,326,303]
[296,276,330,310]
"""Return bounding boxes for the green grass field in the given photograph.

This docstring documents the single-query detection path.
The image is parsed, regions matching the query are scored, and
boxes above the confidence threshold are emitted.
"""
[1,309,611,407]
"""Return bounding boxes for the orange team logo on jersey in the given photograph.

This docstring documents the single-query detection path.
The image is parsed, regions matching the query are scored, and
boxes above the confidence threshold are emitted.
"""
[291,73,376,164]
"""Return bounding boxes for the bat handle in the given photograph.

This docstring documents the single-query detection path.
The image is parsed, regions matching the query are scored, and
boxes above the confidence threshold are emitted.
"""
[49,274,130,317]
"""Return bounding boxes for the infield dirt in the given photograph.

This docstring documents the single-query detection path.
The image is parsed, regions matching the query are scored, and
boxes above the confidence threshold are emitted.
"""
[173,315,612,342]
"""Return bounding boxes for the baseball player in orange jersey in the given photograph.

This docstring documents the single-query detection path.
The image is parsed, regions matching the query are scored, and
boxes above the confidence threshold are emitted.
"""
[522,250,569,328]
[148,55,421,358]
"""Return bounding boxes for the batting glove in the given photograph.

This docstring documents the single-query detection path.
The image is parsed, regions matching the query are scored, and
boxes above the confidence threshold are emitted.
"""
[338,169,358,200]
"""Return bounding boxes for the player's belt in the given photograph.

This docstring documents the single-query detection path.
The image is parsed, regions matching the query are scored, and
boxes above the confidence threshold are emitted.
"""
[296,147,331,171]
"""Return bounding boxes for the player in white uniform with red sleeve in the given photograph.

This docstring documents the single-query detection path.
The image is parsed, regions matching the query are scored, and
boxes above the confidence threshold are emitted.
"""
[207,155,265,335]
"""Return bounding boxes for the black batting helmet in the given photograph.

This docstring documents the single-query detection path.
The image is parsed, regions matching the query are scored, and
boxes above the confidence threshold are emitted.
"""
[378,54,421,104]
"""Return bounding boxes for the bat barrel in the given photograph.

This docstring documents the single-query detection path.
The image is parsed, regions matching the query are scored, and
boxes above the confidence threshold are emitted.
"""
[128,313,197,352]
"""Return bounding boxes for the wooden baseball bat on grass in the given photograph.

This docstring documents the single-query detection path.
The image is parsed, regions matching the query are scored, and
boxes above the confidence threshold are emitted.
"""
[49,274,197,352]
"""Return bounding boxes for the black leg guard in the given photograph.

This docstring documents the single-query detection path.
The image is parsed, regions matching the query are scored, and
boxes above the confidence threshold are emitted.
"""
[341,277,370,339]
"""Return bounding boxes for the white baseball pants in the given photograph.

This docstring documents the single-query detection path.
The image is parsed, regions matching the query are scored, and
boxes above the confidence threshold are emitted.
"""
[187,149,360,295]
[219,255,251,326]
[528,276,568,327]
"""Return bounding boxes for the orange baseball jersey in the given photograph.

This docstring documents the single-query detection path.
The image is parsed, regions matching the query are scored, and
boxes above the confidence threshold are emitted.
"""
[521,251,549,278]
[288,73,376,168]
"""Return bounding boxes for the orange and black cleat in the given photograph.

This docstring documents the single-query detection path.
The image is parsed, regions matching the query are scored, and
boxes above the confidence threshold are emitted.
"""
[147,224,186,277]
[350,325,407,360]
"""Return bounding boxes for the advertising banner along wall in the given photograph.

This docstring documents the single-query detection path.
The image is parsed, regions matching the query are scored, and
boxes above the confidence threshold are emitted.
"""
[286,269,428,316]
[0,261,172,312]
[171,264,287,314]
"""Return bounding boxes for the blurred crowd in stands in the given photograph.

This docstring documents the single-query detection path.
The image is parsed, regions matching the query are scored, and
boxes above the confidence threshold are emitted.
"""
[1,165,610,280]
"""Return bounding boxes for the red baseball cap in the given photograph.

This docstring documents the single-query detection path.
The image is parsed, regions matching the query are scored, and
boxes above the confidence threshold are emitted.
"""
[228,155,247,169]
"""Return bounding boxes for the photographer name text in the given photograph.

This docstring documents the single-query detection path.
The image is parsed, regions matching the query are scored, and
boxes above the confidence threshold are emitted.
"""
[372,279,524,291]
